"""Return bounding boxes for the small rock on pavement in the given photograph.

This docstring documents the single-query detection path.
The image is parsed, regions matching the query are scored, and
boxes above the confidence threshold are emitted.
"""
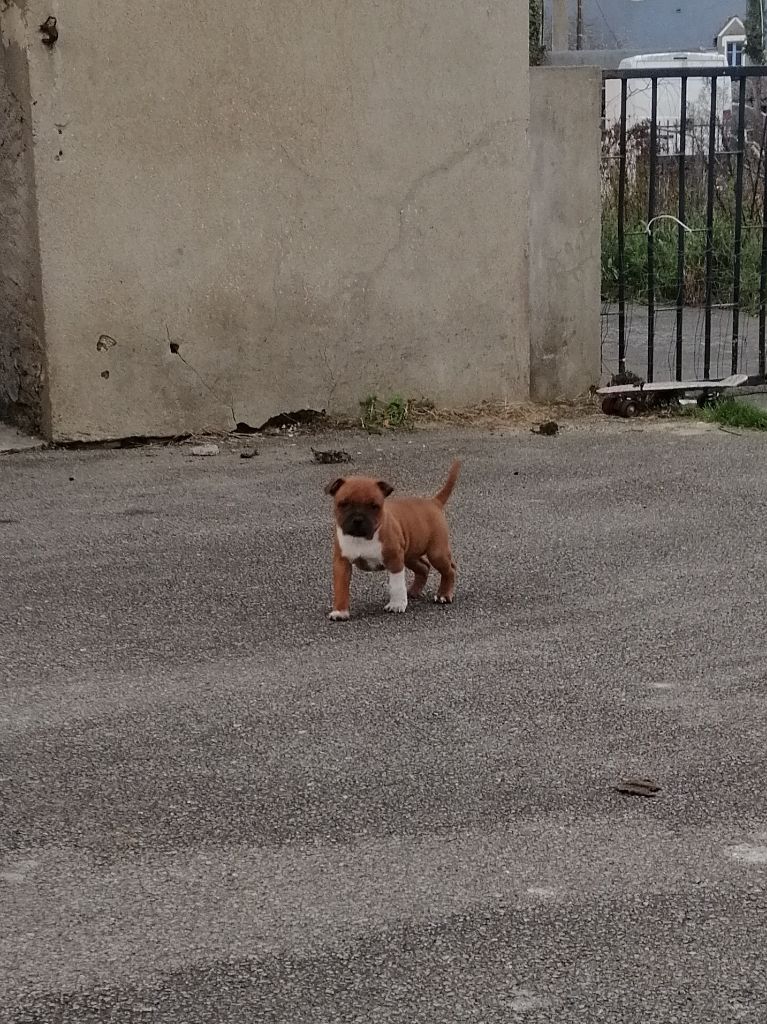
[191,443,219,457]
[613,777,661,798]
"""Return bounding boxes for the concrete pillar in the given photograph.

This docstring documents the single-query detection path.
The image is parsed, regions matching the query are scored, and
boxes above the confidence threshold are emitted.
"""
[529,67,601,401]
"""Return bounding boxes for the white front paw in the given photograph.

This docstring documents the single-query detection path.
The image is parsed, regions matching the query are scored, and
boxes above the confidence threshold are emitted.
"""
[386,569,408,614]
[329,609,350,621]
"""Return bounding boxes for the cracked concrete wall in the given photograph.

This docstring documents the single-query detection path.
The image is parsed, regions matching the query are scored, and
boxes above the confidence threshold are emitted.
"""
[0,21,47,434]
[529,66,601,401]
[7,0,529,441]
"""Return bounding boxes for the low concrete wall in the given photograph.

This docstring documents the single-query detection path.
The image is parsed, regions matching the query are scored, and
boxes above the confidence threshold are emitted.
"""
[3,0,530,441]
[529,66,601,401]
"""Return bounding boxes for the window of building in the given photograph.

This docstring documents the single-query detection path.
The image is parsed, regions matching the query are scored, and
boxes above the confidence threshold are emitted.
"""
[726,40,744,66]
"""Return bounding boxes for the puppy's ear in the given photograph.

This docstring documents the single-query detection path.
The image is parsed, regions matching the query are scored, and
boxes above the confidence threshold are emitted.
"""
[324,477,345,496]
[377,480,394,498]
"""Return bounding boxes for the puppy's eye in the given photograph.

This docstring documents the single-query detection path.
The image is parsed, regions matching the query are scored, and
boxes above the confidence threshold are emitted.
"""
[338,500,350,509]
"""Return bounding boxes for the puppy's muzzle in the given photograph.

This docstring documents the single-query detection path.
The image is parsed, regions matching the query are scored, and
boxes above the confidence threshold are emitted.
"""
[343,512,375,539]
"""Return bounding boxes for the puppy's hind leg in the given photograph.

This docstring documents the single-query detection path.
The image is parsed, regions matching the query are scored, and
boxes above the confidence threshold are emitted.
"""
[429,548,456,605]
[406,555,430,598]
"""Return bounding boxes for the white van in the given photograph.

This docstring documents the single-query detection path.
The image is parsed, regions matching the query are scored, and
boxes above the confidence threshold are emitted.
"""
[604,52,733,156]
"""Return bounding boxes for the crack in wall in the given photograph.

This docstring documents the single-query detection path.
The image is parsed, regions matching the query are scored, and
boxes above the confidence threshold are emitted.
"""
[366,119,514,286]
[166,326,237,429]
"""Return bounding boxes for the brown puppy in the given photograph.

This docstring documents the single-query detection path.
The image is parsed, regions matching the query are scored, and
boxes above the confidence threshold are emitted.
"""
[324,460,461,620]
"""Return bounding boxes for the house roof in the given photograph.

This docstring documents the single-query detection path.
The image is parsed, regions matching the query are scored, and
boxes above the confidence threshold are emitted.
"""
[554,1,747,53]
[717,16,745,39]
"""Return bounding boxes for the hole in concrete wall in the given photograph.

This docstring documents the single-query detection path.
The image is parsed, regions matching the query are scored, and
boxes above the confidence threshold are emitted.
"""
[96,334,117,352]
[169,341,180,354]
[233,422,258,434]
[101,370,110,379]
[39,16,58,47]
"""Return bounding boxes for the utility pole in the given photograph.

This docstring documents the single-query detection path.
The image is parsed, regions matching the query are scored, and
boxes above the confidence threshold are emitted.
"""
[576,0,583,50]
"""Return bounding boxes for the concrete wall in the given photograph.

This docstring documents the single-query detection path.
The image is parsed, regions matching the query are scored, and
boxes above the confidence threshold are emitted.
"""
[2,0,529,441]
[0,36,47,433]
[529,66,601,401]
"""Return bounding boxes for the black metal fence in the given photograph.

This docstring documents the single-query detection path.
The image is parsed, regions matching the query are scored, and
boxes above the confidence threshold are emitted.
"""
[601,66,767,383]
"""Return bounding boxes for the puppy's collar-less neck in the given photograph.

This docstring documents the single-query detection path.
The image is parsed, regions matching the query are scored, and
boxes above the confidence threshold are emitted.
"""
[336,526,381,547]
[336,527,384,568]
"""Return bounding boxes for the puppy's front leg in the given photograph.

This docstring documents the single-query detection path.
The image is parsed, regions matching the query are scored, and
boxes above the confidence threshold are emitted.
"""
[384,556,408,614]
[330,551,352,621]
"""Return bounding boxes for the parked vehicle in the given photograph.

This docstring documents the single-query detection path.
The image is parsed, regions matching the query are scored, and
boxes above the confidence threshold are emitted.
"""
[604,52,733,156]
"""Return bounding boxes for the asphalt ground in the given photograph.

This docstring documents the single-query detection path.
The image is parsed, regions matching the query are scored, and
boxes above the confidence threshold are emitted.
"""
[2,418,766,1022]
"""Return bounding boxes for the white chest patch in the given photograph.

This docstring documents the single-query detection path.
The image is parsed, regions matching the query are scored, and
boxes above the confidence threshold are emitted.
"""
[337,528,384,570]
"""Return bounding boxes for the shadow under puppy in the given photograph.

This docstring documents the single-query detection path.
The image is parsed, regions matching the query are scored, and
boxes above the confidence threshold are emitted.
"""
[324,460,461,620]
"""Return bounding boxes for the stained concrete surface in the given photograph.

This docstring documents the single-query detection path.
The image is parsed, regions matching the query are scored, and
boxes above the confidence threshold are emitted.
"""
[0,42,46,434]
[4,0,529,441]
[2,423,767,1022]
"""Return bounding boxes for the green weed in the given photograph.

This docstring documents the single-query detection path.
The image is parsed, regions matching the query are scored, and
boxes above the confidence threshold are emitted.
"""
[691,397,767,430]
[360,393,412,430]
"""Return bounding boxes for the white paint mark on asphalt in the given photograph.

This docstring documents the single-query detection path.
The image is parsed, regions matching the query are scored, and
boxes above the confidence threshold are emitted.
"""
[0,857,39,883]
[510,988,549,1012]
[526,885,557,899]
[727,844,767,864]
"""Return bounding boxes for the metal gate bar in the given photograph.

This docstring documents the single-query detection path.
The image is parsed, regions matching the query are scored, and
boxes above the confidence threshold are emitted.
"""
[731,77,747,375]
[703,75,717,379]
[617,78,627,375]
[647,78,658,381]
[675,77,687,381]
[757,130,761,380]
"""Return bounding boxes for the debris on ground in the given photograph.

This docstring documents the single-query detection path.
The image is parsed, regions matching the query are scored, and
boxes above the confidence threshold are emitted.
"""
[398,397,595,430]
[233,422,259,435]
[613,778,661,798]
[258,409,328,435]
[312,448,352,464]
[240,448,259,459]
[191,443,219,457]
[531,421,559,436]
[610,370,645,387]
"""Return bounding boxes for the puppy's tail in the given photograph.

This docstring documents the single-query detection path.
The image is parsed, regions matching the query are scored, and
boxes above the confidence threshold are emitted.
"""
[433,460,461,507]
